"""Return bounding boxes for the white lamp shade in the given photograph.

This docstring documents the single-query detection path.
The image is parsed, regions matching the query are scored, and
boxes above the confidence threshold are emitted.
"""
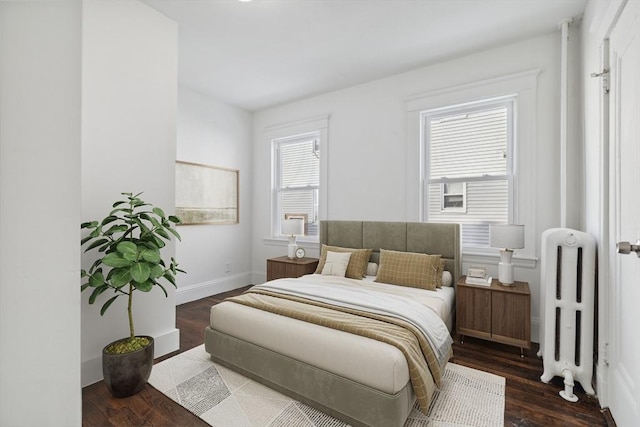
[281,218,304,236]
[490,224,525,249]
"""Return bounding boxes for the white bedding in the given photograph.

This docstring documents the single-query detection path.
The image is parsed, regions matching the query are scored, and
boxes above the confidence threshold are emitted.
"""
[209,274,455,395]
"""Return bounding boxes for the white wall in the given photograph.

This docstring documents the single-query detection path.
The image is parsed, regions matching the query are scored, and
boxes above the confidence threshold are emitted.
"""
[0,1,82,425]
[175,86,254,303]
[80,0,178,386]
[252,32,581,342]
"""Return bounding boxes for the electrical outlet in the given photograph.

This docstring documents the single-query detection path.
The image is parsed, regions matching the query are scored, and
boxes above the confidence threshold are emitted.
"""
[225,262,231,273]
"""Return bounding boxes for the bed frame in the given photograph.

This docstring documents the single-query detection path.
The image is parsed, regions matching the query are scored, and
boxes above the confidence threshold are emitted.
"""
[205,220,461,427]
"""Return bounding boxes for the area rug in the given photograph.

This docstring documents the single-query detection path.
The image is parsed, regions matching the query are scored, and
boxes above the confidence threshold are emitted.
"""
[149,345,505,427]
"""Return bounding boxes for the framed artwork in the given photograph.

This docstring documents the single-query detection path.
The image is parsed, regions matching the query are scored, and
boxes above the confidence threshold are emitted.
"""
[175,161,239,225]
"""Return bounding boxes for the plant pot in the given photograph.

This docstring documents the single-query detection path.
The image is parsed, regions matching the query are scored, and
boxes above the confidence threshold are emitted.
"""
[102,336,154,398]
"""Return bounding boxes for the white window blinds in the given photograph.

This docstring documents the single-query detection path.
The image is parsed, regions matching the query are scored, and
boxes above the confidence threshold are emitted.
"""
[274,133,320,237]
[424,97,515,248]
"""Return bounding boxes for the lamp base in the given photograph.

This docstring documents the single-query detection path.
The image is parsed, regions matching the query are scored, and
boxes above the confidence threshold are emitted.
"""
[498,262,514,285]
[498,249,514,285]
[287,243,297,259]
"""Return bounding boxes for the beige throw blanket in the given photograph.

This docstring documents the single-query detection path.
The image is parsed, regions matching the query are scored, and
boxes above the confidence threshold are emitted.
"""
[228,286,452,414]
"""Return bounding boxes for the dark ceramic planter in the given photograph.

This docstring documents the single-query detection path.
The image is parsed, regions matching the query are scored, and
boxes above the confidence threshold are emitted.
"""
[102,336,154,398]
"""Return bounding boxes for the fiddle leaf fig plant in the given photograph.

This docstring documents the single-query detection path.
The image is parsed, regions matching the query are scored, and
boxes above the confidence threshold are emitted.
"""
[81,192,185,354]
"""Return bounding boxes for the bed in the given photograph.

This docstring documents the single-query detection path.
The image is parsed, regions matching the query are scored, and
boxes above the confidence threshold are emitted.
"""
[204,220,461,427]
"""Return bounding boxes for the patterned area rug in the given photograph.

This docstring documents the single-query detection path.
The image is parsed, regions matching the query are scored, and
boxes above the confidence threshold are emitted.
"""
[149,345,505,427]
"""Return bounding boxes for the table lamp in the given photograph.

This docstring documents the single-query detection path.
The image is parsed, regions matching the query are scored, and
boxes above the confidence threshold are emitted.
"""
[281,218,304,259]
[490,224,524,285]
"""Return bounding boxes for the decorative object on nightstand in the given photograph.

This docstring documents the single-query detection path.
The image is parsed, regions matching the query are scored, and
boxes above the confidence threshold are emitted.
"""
[281,218,304,259]
[267,256,319,281]
[465,265,492,286]
[490,224,524,285]
[295,247,306,259]
[456,275,531,357]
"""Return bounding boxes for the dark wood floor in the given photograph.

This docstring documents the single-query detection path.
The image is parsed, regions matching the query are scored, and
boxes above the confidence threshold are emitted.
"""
[83,286,611,426]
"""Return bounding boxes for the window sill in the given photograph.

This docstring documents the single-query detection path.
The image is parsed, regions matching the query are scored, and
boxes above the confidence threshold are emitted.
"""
[463,249,538,269]
[263,236,320,249]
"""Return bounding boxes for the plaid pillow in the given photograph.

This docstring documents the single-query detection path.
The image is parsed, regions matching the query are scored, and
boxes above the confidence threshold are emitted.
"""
[374,249,441,290]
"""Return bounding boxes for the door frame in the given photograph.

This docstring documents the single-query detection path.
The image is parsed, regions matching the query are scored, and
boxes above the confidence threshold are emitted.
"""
[592,0,628,409]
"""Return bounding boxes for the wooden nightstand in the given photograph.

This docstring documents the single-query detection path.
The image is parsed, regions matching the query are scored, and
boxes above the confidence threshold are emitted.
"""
[456,275,531,356]
[266,256,319,281]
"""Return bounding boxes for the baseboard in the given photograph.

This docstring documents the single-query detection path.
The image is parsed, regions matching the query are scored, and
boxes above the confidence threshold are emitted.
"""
[81,328,180,387]
[176,273,252,305]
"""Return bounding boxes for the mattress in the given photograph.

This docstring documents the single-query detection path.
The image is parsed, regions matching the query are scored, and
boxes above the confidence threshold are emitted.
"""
[209,274,455,395]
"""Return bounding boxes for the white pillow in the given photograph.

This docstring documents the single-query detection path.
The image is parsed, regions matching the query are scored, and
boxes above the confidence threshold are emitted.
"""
[442,271,453,287]
[366,262,378,277]
[321,251,352,277]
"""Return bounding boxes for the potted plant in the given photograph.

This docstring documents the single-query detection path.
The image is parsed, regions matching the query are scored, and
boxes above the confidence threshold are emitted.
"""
[81,192,185,397]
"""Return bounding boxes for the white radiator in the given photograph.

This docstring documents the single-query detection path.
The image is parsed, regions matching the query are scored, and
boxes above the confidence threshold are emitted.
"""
[538,228,596,402]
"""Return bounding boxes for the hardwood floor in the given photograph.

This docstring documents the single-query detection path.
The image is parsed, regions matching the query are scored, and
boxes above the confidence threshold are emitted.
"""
[83,286,610,426]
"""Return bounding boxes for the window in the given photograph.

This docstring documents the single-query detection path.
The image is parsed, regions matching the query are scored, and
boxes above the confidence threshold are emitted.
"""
[423,96,515,248]
[441,182,466,211]
[273,132,320,238]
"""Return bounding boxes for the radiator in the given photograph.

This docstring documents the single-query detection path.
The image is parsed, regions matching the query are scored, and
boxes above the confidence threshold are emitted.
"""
[538,228,596,402]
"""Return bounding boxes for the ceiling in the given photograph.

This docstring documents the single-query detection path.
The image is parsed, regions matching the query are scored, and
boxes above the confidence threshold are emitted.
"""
[143,0,587,112]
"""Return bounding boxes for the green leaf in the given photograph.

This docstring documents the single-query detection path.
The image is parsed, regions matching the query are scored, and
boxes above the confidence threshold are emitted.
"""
[134,279,153,292]
[134,218,151,235]
[163,270,176,287]
[85,238,110,252]
[155,227,170,240]
[141,248,161,264]
[168,215,180,224]
[89,258,103,272]
[81,221,98,229]
[116,241,137,258]
[130,262,151,283]
[100,295,119,316]
[101,216,118,226]
[152,207,165,218]
[150,264,164,279]
[150,216,162,228]
[89,270,105,287]
[131,198,148,207]
[166,226,182,241]
[112,200,127,208]
[109,207,132,216]
[81,282,90,292]
[102,252,132,268]
[104,224,128,236]
[110,268,132,288]
[81,235,93,245]
[88,285,108,304]
[156,282,168,297]
[152,235,166,249]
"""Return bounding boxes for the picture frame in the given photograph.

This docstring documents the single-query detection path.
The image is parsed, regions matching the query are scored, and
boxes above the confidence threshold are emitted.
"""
[175,160,239,225]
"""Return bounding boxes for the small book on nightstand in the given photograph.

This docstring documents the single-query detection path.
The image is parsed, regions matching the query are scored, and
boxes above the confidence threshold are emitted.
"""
[465,275,493,286]
[465,266,492,286]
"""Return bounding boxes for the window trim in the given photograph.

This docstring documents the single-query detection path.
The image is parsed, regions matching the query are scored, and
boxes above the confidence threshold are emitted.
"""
[262,115,329,244]
[423,96,516,238]
[273,131,320,237]
[405,69,540,260]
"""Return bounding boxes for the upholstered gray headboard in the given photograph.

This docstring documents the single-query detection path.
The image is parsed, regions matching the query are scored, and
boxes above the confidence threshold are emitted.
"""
[319,220,462,283]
